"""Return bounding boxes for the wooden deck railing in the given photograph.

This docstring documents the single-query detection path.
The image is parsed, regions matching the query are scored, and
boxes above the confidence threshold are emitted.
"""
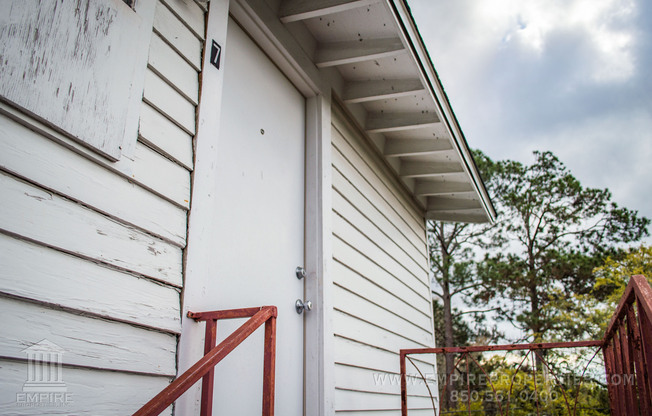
[400,275,652,415]
[133,306,277,416]
[602,275,652,415]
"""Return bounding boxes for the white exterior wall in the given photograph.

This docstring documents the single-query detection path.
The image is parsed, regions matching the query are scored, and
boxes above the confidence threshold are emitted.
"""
[331,105,437,415]
[0,0,205,414]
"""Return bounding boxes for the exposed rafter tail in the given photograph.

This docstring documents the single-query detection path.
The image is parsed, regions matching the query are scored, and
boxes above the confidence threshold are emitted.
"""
[426,197,482,211]
[366,112,439,134]
[315,38,404,68]
[414,181,474,196]
[399,161,462,178]
[343,79,424,103]
[279,0,381,23]
[426,209,488,223]
[384,138,451,157]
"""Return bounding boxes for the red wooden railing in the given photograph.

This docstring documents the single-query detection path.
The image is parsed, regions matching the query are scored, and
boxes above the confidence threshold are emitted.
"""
[602,275,652,415]
[400,275,652,415]
[133,306,277,416]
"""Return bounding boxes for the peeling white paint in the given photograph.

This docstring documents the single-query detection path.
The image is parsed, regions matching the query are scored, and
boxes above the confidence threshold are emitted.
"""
[0,0,155,161]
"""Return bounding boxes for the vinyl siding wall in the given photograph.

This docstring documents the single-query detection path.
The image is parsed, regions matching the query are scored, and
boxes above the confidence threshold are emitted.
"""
[0,0,205,413]
[331,106,437,415]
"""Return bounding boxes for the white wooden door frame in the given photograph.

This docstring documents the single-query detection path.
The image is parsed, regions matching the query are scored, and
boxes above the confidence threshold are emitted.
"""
[177,0,231,414]
[182,0,335,414]
[303,94,335,416]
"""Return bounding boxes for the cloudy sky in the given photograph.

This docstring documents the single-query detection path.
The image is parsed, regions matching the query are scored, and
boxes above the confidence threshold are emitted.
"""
[409,0,652,243]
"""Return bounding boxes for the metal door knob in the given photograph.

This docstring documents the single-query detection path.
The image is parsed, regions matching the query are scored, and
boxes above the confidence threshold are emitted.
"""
[295,299,312,314]
[296,266,306,280]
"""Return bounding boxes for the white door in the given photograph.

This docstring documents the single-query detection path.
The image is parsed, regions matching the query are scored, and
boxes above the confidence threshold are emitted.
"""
[209,18,305,415]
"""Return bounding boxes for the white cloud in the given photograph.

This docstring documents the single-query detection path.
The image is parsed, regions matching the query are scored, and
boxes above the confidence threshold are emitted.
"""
[547,110,652,212]
[471,0,638,82]
[408,0,652,235]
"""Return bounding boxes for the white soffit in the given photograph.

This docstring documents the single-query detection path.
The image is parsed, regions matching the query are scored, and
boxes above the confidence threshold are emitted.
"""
[272,0,496,223]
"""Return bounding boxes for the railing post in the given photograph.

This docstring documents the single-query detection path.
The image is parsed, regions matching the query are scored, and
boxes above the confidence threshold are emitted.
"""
[604,341,619,416]
[638,301,652,405]
[619,317,637,414]
[201,319,217,416]
[400,352,407,416]
[627,306,648,414]
[465,355,472,416]
[262,311,277,416]
[613,324,627,416]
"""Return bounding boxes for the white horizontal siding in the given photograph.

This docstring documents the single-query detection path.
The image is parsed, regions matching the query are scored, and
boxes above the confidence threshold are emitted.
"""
[332,152,426,257]
[0,114,187,247]
[333,239,431,316]
[0,171,183,286]
[0,297,177,376]
[336,389,433,412]
[334,337,434,376]
[153,0,203,70]
[0,359,173,416]
[0,0,205,413]
[335,364,434,398]
[333,189,428,289]
[332,118,426,241]
[332,261,431,333]
[139,101,194,170]
[144,68,196,135]
[331,107,435,414]
[333,214,427,300]
[334,311,430,361]
[0,102,191,211]
[0,234,181,333]
[149,33,200,105]
[128,140,192,209]
[334,285,431,346]
[160,0,205,39]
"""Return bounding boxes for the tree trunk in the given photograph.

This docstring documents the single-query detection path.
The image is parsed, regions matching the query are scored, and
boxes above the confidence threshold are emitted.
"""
[529,279,545,370]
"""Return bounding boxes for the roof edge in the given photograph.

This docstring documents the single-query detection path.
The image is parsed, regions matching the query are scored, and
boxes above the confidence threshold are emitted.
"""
[386,0,497,223]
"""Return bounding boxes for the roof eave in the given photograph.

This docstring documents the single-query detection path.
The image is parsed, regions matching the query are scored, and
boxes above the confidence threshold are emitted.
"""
[385,0,497,223]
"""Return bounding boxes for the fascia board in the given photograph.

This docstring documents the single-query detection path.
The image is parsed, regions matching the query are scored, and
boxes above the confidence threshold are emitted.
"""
[385,0,497,223]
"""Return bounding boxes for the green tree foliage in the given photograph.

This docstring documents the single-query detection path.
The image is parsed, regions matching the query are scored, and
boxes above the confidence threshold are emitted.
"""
[477,151,649,343]
[428,150,648,413]
[432,301,474,351]
[593,245,652,305]
[445,353,609,416]
[569,245,652,337]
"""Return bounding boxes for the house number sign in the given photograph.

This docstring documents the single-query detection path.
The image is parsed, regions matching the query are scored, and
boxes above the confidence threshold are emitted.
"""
[210,40,222,69]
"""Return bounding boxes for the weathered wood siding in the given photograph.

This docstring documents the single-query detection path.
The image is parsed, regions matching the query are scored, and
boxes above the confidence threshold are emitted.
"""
[0,0,205,414]
[0,0,154,161]
[331,106,437,415]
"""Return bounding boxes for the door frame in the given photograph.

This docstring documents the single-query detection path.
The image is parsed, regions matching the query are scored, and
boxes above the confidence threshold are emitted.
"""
[181,1,335,415]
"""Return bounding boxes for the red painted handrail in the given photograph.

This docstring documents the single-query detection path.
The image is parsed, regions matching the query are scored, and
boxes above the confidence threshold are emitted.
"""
[133,306,277,416]
[603,275,652,344]
[602,275,652,415]
[400,340,603,356]
[399,275,652,415]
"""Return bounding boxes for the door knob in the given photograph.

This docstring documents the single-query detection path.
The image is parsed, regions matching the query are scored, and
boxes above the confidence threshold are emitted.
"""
[296,266,306,280]
[295,299,312,314]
